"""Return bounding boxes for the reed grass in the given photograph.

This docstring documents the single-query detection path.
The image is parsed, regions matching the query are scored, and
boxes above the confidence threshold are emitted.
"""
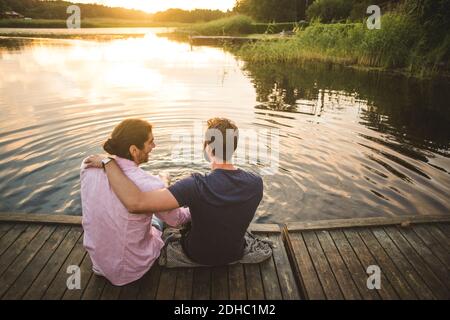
[235,13,445,77]
[179,15,255,36]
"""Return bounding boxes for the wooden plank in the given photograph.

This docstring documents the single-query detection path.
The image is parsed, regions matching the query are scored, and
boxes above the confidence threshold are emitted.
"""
[0,216,283,233]
[0,223,14,239]
[0,224,28,256]
[156,267,177,300]
[0,222,14,232]
[119,278,142,300]
[285,232,324,299]
[258,232,283,300]
[0,225,55,298]
[357,228,417,299]
[62,251,94,300]
[384,226,450,299]
[427,225,450,250]
[249,224,281,233]
[259,254,283,300]
[302,231,344,300]
[287,216,450,232]
[228,263,247,300]
[1,213,448,233]
[192,267,211,300]
[7,213,449,232]
[244,263,265,300]
[42,232,87,300]
[329,230,380,300]
[211,266,229,300]
[81,273,107,300]
[268,233,300,300]
[437,223,450,237]
[398,226,450,289]
[371,227,435,299]
[315,230,361,300]
[100,281,122,300]
[0,213,81,226]
[137,264,161,300]
[343,229,398,300]
[412,225,450,268]
[0,224,42,277]
[2,226,70,300]
[23,227,82,299]
[174,268,194,300]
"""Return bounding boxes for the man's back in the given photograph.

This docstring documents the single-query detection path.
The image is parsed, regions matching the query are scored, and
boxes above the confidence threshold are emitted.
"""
[80,157,189,285]
[168,168,263,265]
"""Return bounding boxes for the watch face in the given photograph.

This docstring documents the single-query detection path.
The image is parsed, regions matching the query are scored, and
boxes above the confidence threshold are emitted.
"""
[102,158,111,167]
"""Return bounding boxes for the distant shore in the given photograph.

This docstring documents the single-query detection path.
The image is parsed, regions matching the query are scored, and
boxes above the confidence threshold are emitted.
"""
[0,18,187,28]
[2,14,448,79]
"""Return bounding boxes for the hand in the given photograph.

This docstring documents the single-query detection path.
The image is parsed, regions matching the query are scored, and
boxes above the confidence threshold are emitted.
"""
[84,154,106,169]
[158,171,171,187]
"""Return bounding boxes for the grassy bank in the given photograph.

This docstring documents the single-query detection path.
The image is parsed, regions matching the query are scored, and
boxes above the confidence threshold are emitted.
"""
[0,15,301,33]
[0,18,187,28]
[172,12,448,78]
[177,15,304,36]
[234,13,449,78]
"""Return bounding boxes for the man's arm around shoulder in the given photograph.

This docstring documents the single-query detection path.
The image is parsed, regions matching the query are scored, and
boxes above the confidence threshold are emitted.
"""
[90,157,180,213]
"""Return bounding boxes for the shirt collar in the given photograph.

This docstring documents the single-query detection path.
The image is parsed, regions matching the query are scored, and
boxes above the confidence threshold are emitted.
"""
[115,156,138,168]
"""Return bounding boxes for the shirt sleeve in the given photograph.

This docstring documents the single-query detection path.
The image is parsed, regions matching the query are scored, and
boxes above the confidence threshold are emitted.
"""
[155,207,191,227]
[167,175,198,208]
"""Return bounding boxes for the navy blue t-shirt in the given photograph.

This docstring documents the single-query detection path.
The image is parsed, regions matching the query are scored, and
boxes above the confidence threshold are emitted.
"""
[168,168,263,266]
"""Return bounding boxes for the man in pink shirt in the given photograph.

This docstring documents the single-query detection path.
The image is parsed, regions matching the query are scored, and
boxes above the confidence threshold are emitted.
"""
[80,119,190,286]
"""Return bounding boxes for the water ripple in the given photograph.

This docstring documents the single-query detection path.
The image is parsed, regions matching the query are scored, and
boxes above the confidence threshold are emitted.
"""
[0,31,449,222]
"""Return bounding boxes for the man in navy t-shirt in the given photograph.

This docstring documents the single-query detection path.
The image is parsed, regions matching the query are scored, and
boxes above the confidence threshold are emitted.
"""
[169,167,263,265]
[85,118,264,266]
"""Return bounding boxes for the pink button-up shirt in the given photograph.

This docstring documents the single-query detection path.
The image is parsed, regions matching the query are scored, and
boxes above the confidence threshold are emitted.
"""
[80,157,190,286]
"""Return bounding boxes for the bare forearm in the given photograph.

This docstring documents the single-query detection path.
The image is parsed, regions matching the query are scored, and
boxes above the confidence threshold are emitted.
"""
[104,160,142,212]
[84,155,180,213]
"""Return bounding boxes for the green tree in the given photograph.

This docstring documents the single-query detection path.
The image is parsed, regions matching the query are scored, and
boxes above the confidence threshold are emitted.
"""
[234,0,308,22]
[404,0,450,64]
[305,0,396,22]
[0,0,153,19]
[152,8,229,23]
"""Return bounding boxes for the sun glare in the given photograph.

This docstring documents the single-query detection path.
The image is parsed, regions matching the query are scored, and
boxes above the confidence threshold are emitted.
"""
[74,0,236,13]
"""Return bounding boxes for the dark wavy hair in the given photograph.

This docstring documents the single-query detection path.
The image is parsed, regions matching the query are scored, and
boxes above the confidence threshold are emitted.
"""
[103,119,153,161]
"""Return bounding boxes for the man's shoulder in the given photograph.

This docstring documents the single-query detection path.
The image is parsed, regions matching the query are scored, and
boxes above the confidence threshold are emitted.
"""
[171,174,199,187]
[80,159,164,190]
[129,167,166,191]
[237,169,263,183]
[80,158,102,177]
[80,157,89,173]
[237,170,263,195]
[168,174,199,196]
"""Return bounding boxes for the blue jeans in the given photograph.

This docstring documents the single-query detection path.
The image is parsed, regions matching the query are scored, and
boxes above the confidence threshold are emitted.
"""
[151,216,164,232]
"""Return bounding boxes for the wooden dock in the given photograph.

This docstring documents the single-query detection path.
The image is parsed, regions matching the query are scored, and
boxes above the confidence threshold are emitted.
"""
[285,216,450,300]
[0,213,449,300]
[189,36,260,46]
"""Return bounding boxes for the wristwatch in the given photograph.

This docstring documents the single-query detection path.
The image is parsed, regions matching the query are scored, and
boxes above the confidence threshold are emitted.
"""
[101,157,113,170]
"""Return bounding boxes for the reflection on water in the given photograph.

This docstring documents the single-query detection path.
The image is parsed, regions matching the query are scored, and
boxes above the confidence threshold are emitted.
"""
[0,29,449,222]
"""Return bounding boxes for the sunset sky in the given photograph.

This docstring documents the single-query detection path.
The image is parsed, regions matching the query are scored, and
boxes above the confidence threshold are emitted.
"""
[75,0,236,13]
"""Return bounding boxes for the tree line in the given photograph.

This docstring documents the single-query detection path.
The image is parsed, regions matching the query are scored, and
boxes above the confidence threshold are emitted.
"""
[0,0,229,22]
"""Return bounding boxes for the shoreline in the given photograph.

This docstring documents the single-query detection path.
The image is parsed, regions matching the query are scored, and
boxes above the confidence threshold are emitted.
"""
[0,18,188,29]
[1,18,448,80]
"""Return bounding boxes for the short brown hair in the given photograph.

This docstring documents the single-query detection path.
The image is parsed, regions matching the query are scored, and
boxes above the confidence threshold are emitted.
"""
[204,117,239,162]
[103,119,152,160]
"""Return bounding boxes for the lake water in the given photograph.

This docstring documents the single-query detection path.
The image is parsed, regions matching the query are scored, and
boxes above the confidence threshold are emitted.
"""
[0,28,449,223]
